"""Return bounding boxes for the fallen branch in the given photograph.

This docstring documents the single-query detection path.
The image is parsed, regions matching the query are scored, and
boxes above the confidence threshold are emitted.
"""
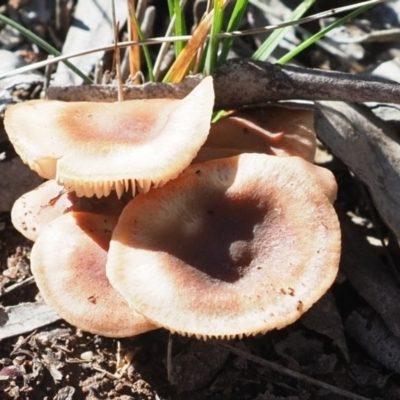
[46,59,400,109]
[213,59,400,108]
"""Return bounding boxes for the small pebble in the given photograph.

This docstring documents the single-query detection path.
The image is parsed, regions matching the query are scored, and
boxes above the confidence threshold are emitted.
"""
[80,351,94,361]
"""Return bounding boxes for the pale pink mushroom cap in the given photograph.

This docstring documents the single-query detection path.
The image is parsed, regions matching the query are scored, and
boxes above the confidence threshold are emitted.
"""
[106,153,340,339]
[195,106,316,163]
[4,77,214,198]
[30,211,156,337]
[11,180,130,241]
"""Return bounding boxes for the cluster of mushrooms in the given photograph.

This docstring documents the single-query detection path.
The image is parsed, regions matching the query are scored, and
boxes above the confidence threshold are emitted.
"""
[4,77,341,339]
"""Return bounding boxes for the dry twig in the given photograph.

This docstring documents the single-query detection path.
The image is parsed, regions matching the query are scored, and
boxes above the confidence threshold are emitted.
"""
[211,341,371,400]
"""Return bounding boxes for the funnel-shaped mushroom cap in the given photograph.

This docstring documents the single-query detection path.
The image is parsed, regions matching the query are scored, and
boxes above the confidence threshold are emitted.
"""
[30,211,156,337]
[12,180,130,241]
[4,77,214,198]
[194,106,316,163]
[106,153,340,339]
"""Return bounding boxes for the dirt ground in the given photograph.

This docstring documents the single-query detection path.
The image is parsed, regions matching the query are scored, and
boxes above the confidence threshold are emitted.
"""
[2,1,400,399]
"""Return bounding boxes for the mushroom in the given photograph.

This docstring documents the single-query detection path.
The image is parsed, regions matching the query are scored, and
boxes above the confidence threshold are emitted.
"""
[11,179,130,241]
[30,211,157,337]
[194,105,316,163]
[106,153,341,339]
[4,77,214,198]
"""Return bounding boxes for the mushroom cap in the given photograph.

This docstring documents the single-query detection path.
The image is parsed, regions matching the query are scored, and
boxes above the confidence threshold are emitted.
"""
[194,105,316,163]
[106,153,340,339]
[30,211,156,337]
[4,77,214,198]
[11,179,130,241]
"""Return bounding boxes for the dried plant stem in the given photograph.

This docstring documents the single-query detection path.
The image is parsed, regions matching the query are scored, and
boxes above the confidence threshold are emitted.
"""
[0,277,35,299]
[112,0,124,101]
[127,0,141,84]
[167,333,173,383]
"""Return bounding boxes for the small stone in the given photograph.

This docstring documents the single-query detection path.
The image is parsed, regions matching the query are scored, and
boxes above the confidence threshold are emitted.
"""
[80,351,94,361]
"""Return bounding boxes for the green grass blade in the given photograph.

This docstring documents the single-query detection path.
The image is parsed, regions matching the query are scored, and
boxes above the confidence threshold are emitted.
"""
[212,109,229,123]
[0,12,93,84]
[167,0,174,20]
[167,0,187,57]
[174,0,187,56]
[252,0,315,61]
[278,4,376,65]
[204,0,225,76]
[129,8,155,82]
[218,0,248,64]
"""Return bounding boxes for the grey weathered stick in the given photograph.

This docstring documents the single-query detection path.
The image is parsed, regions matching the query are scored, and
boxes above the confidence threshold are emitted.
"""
[212,59,400,108]
[48,59,400,108]
[314,101,400,243]
[46,75,201,101]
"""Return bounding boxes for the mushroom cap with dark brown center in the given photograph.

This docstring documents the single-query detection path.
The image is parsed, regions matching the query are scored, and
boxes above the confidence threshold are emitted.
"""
[106,153,340,339]
[30,211,156,337]
[4,77,214,198]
